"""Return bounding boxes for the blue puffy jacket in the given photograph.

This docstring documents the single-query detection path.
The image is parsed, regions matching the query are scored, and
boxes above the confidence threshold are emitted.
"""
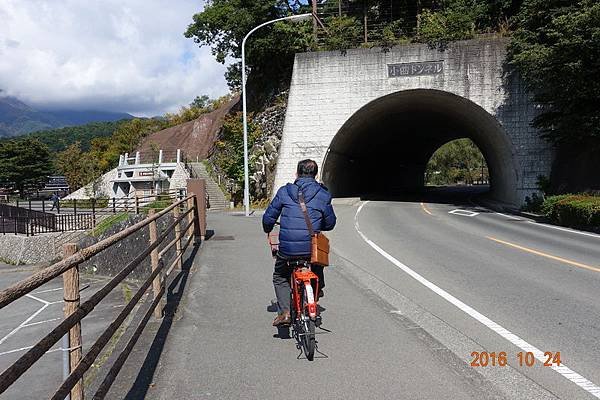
[262,177,336,256]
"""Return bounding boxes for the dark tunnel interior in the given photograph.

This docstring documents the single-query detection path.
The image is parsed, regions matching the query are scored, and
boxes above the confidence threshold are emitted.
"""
[321,89,518,204]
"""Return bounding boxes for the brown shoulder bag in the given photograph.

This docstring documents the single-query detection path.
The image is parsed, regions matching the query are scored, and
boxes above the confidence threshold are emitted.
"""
[298,189,330,267]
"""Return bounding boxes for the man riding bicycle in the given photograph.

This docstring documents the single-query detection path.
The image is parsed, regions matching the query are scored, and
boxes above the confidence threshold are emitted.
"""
[262,159,337,326]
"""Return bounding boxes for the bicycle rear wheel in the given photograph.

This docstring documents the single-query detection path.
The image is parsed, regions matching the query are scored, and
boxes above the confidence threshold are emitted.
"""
[301,318,316,361]
[300,286,316,361]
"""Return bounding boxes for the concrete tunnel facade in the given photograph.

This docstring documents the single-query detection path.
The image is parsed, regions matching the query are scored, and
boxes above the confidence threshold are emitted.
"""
[321,89,517,201]
[273,38,554,206]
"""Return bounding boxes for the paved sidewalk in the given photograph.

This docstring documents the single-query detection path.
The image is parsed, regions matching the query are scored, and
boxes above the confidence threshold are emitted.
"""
[114,212,503,400]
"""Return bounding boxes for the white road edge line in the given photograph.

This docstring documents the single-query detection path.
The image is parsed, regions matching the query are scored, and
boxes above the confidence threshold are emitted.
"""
[355,200,600,399]
[467,196,600,239]
[494,211,522,221]
[527,221,600,239]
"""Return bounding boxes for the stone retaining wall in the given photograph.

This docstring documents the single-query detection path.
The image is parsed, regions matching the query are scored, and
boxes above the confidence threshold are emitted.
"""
[78,214,176,280]
[0,234,59,265]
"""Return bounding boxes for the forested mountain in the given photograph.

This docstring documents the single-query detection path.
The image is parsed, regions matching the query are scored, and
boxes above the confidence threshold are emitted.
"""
[0,95,133,137]
[20,120,128,153]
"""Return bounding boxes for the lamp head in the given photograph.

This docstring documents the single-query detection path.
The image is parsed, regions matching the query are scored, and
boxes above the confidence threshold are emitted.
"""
[289,13,313,23]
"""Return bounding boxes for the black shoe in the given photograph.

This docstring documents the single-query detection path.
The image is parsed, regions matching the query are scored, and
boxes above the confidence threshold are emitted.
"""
[318,289,324,299]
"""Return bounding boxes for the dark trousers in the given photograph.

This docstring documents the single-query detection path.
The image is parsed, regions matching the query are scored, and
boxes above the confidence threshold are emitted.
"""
[273,253,324,312]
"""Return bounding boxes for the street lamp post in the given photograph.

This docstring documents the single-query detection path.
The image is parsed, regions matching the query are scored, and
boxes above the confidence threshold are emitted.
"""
[241,13,313,217]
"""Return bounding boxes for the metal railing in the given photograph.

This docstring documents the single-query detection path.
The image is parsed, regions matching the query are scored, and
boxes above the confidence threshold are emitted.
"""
[0,186,207,399]
[1,190,189,236]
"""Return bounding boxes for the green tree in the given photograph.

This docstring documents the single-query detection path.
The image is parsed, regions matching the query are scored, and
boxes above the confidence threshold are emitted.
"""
[417,5,476,48]
[56,142,87,190]
[190,95,211,109]
[211,112,262,202]
[0,138,53,197]
[56,142,106,195]
[321,16,362,53]
[508,0,600,147]
[184,0,314,102]
[425,138,488,185]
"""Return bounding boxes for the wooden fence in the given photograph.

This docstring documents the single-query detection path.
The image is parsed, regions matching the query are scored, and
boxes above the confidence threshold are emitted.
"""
[0,188,205,399]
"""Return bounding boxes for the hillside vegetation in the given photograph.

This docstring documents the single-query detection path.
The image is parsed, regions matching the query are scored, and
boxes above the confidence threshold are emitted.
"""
[17,120,127,153]
[0,95,133,137]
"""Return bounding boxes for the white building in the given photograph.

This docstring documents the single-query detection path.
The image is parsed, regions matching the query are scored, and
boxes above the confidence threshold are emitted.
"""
[66,149,190,200]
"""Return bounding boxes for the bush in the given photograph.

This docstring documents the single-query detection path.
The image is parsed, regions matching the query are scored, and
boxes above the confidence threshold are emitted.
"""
[540,194,572,219]
[418,7,475,49]
[140,194,174,213]
[91,213,130,237]
[523,192,544,212]
[541,194,600,229]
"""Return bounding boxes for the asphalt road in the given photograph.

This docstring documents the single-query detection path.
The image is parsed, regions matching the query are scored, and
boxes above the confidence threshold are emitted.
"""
[330,189,600,400]
[110,188,599,399]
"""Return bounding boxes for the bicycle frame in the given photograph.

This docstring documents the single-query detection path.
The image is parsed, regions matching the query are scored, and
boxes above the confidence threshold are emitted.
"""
[267,232,319,360]
[267,233,319,320]
[291,265,319,319]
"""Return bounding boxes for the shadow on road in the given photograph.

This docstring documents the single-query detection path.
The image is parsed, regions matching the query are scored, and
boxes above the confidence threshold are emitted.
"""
[359,185,491,206]
[123,244,199,400]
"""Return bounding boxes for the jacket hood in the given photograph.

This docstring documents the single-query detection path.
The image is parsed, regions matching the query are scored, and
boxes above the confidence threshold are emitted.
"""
[286,177,322,203]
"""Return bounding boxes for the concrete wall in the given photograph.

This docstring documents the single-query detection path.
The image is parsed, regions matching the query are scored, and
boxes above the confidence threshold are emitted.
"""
[78,214,176,280]
[66,168,117,200]
[274,38,554,205]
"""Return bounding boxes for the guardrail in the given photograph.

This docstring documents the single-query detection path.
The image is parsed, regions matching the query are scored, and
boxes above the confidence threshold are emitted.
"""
[0,184,206,399]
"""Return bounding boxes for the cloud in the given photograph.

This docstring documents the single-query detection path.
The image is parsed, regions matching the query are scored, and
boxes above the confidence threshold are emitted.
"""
[0,0,229,116]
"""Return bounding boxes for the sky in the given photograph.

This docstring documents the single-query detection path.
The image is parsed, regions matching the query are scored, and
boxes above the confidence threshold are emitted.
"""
[0,0,229,116]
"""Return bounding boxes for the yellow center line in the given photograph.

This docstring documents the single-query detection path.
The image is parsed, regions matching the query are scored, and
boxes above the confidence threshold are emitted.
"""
[420,202,433,216]
[486,236,600,273]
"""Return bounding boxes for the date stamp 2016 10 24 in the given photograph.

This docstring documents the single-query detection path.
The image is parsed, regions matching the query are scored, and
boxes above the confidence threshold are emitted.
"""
[470,351,561,367]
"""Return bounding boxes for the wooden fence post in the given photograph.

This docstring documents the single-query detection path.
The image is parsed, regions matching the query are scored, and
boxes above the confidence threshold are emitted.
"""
[62,243,83,400]
[172,200,183,271]
[148,210,164,318]
[134,196,139,215]
[187,197,201,245]
[186,179,206,244]
[186,197,194,238]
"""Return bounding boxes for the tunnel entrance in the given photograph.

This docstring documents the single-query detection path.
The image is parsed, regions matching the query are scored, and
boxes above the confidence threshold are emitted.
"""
[321,89,518,204]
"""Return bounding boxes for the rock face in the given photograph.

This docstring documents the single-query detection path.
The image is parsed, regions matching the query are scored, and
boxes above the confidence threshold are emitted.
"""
[249,95,288,199]
[137,96,240,161]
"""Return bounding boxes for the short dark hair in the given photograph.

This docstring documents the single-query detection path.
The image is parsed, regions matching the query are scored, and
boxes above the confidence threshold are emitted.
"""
[297,159,318,178]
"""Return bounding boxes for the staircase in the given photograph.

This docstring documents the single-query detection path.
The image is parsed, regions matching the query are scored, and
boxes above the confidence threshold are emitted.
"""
[189,162,230,211]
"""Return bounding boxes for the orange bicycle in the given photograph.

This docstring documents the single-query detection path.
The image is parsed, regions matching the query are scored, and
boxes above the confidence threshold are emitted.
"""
[268,232,320,361]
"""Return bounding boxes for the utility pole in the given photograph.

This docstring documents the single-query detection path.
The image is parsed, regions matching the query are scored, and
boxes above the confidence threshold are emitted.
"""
[312,0,318,39]
[363,0,368,44]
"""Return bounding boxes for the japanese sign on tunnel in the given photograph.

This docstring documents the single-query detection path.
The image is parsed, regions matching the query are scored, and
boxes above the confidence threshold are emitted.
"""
[388,61,444,77]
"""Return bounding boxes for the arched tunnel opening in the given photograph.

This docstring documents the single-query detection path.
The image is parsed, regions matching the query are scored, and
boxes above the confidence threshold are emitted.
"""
[321,89,518,204]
